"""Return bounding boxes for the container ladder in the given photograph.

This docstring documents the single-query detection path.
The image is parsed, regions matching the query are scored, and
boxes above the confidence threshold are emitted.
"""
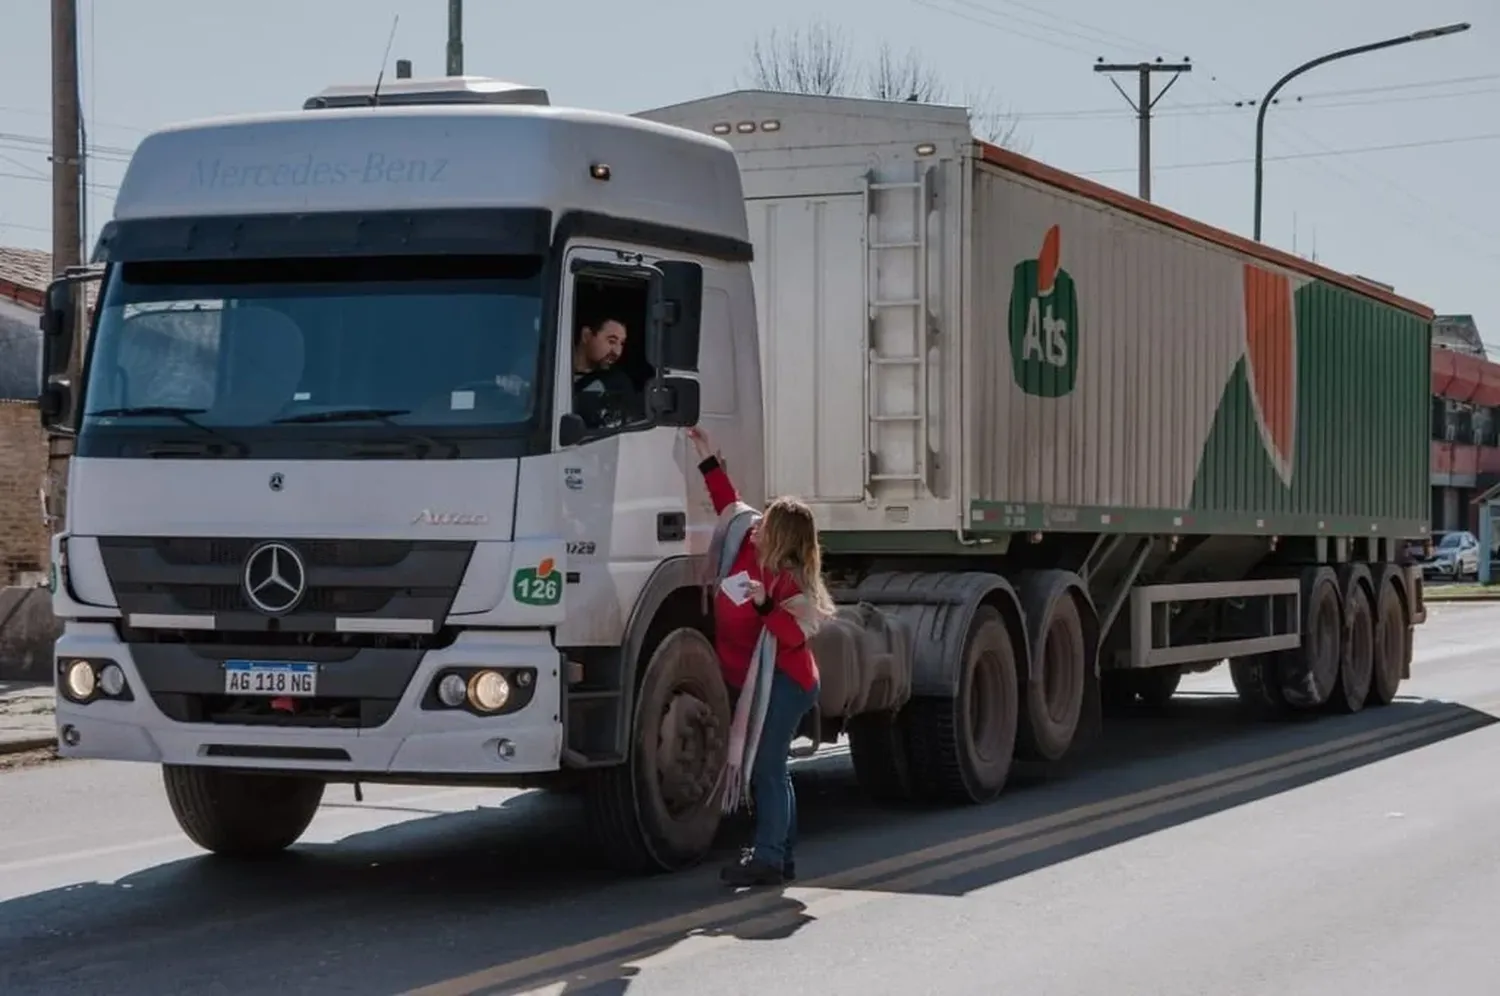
[863,165,934,497]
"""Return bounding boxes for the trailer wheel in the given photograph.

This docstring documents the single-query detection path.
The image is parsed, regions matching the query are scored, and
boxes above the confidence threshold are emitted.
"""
[1329,583,1375,714]
[1016,594,1087,762]
[162,765,324,857]
[905,605,1019,804]
[1280,572,1341,710]
[584,627,731,873]
[1133,667,1182,710]
[1368,580,1406,707]
[1230,655,1290,717]
[848,712,917,804]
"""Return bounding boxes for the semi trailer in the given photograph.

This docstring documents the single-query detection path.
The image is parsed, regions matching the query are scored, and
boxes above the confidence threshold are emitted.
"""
[39,77,1429,872]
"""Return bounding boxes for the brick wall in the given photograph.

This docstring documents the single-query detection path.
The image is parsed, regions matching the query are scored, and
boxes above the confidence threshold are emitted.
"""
[0,401,49,584]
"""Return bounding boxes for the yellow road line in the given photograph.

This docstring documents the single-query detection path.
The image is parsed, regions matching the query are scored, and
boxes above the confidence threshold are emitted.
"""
[408,704,1491,996]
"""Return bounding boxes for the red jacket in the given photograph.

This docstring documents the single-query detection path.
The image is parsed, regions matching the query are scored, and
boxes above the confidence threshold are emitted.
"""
[698,456,820,693]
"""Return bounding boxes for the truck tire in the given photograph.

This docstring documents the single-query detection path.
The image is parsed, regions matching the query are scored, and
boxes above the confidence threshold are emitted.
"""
[584,627,731,873]
[1368,579,1406,707]
[847,712,917,804]
[1016,593,1087,762]
[1132,667,1182,710]
[904,605,1018,804]
[1279,571,1341,710]
[1329,582,1375,714]
[162,765,324,857]
[1230,655,1290,717]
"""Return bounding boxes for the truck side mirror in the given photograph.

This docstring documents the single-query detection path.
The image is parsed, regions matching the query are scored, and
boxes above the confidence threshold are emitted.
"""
[558,412,588,447]
[646,375,700,427]
[649,261,703,373]
[38,277,80,433]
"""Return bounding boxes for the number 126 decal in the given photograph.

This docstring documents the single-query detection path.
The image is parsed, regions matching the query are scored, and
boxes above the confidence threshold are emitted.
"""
[513,557,563,606]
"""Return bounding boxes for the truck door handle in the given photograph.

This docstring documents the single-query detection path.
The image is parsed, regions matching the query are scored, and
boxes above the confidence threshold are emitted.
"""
[657,512,686,543]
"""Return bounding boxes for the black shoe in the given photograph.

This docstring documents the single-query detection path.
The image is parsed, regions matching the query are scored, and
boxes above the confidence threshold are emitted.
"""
[724,846,795,883]
[720,851,786,888]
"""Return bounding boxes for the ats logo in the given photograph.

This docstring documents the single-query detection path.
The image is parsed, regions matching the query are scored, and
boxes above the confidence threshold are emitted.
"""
[1007,225,1079,398]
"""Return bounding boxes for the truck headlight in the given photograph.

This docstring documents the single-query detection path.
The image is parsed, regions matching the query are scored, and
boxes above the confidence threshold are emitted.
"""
[64,660,96,700]
[466,670,511,712]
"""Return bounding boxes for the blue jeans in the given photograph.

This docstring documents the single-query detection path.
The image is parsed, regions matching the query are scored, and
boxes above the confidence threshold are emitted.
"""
[750,668,818,867]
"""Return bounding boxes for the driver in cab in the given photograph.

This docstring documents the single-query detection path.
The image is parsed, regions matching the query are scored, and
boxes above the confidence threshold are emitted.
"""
[572,311,637,428]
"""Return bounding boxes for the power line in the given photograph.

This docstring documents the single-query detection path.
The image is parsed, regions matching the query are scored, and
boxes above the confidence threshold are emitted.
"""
[0,219,50,234]
[916,0,1500,265]
[1079,130,1500,175]
[0,168,118,192]
[1023,82,1500,121]
[0,129,132,158]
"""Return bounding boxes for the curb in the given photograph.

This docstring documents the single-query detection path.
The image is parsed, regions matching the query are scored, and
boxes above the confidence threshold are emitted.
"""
[0,736,55,756]
[1425,593,1500,603]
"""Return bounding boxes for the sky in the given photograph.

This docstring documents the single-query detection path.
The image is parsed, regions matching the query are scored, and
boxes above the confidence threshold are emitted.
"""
[0,0,1494,340]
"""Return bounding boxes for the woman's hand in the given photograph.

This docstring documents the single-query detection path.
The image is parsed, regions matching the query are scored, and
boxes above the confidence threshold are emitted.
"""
[685,426,713,461]
[744,578,766,606]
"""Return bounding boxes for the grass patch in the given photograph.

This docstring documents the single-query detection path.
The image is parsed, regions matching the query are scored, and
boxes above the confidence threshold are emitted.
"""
[1425,583,1500,601]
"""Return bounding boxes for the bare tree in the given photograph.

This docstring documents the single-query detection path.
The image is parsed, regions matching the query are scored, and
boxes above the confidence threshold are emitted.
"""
[866,43,945,103]
[746,22,856,97]
[743,22,1026,150]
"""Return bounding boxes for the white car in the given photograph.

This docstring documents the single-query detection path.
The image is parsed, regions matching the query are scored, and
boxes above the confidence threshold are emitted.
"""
[1424,530,1481,580]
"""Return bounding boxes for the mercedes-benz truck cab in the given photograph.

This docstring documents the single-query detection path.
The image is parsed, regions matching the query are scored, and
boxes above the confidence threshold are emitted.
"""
[40,77,763,868]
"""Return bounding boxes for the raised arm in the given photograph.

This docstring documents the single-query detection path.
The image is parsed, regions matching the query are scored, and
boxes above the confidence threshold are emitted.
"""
[687,427,739,515]
[696,456,740,515]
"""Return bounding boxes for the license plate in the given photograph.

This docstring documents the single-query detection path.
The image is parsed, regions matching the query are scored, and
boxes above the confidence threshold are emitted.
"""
[224,660,318,697]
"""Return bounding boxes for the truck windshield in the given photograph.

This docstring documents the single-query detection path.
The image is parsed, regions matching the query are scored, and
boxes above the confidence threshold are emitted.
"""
[80,253,544,456]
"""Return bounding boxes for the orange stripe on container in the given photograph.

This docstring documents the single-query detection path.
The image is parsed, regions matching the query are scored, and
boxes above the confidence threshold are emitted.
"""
[1243,265,1295,478]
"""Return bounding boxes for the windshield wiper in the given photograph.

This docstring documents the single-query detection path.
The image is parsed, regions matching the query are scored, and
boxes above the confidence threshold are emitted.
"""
[86,406,249,457]
[272,407,458,458]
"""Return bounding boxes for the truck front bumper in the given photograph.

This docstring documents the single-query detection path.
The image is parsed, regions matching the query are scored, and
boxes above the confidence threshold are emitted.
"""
[51,623,566,776]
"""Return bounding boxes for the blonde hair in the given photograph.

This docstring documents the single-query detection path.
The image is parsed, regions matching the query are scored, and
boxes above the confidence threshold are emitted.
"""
[756,496,835,618]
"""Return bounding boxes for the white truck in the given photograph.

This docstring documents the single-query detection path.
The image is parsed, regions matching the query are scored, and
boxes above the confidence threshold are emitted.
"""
[39,78,1428,872]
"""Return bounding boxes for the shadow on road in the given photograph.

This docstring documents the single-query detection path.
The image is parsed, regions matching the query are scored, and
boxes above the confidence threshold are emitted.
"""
[0,693,1491,995]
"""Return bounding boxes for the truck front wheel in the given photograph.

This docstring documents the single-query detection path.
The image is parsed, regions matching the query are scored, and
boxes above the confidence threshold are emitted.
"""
[585,627,731,873]
[162,765,325,857]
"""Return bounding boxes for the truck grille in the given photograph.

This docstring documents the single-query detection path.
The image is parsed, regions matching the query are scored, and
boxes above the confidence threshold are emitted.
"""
[98,536,475,634]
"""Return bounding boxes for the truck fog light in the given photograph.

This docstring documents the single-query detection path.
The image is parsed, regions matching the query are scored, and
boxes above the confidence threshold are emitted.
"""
[99,663,127,697]
[496,738,516,760]
[437,673,468,707]
[65,660,96,699]
[467,670,511,712]
[516,670,533,688]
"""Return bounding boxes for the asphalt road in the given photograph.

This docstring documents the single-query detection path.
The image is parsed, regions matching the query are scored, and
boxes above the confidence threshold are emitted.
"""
[3,603,1500,996]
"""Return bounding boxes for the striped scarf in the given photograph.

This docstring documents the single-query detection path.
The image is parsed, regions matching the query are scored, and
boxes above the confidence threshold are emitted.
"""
[702,500,822,814]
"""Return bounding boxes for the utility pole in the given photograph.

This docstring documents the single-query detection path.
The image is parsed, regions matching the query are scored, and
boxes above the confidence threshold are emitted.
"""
[46,0,83,538]
[446,0,463,76]
[1093,57,1192,202]
[50,0,81,275]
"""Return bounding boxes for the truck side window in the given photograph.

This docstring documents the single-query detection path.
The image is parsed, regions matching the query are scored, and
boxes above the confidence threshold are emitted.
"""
[570,274,650,431]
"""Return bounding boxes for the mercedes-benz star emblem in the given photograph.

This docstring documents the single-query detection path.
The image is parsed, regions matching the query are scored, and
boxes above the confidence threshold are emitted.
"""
[268,473,284,492]
[242,541,307,615]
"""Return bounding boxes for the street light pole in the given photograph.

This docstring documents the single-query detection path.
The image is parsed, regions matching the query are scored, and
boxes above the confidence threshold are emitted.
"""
[1252,22,1470,242]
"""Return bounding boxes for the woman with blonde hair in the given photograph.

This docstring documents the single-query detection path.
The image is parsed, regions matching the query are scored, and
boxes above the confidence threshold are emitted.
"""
[687,426,834,888]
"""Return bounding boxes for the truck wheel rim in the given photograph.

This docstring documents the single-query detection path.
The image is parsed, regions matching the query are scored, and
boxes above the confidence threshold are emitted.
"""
[655,686,723,816]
